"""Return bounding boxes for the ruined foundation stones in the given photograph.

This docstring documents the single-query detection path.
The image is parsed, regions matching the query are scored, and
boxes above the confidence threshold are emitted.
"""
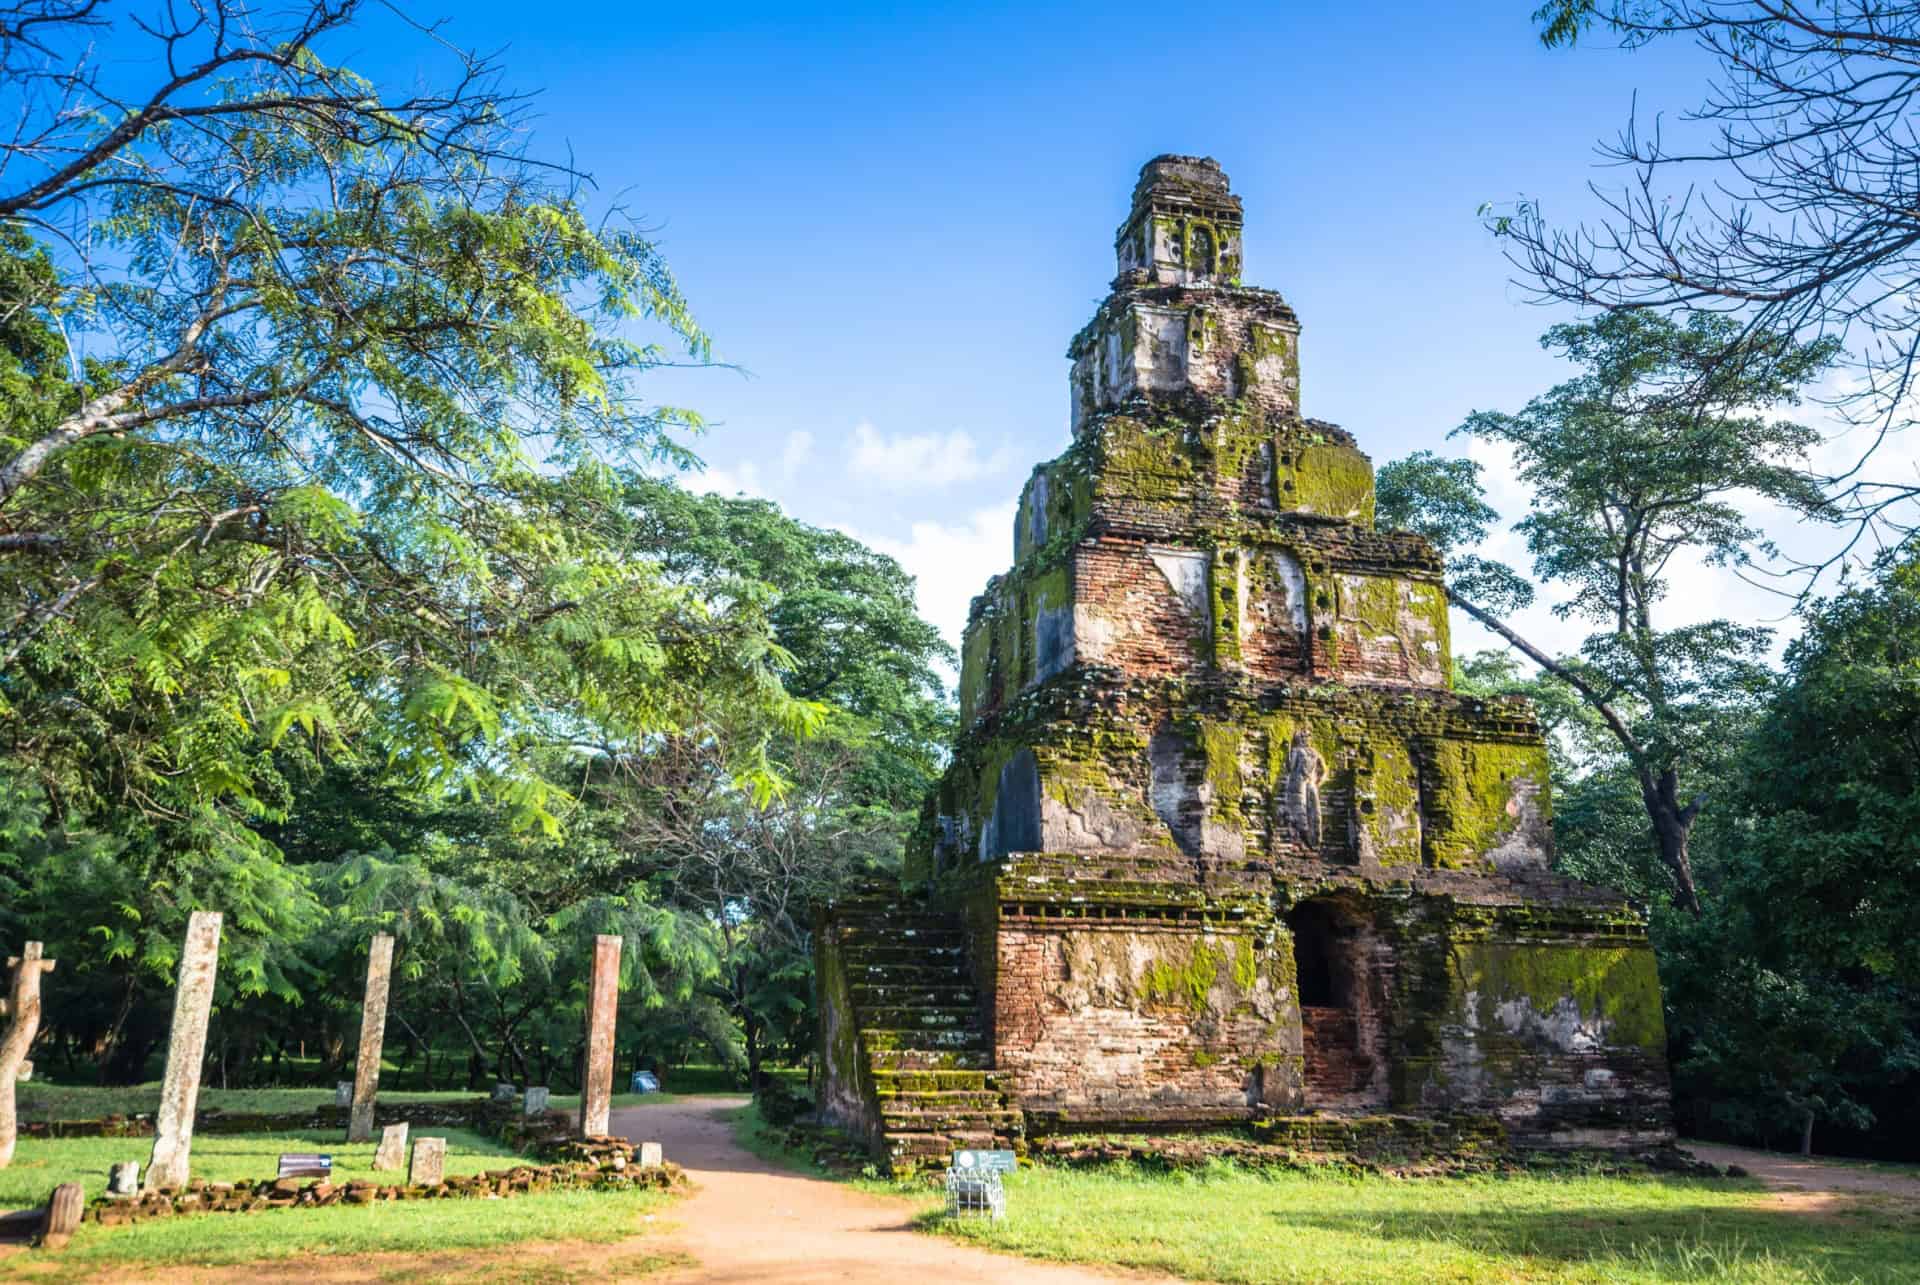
[816,155,1675,1173]
[579,935,621,1138]
[145,911,221,1190]
[348,932,395,1143]
[1,941,57,1168]
[373,1122,409,1171]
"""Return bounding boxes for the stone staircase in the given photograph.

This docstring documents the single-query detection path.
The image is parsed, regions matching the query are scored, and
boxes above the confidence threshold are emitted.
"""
[830,897,1023,1172]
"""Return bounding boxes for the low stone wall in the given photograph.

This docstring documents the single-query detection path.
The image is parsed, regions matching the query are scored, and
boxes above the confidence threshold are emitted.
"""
[24,1098,507,1140]
[88,1138,683,1227]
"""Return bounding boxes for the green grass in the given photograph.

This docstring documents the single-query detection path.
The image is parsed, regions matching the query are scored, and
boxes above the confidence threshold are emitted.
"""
[929,1163,1920,1284]
[0,1129,679,1274]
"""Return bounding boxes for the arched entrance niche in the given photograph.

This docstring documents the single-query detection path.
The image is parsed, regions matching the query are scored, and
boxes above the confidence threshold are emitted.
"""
[1286,898,1388,1108]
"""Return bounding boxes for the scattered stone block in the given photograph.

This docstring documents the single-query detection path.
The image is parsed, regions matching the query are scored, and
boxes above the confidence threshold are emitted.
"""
[107,1161,139,1197]
[638,1141,663,1167]
[491,1082,516,1103]
[408,1136,446,1186]
[523,1085,549,1115]
[334,1081,352,1107]
[373,1121,408,1171]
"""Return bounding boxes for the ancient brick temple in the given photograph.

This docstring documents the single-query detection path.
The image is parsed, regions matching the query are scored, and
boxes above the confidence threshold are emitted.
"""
[817,156,1672,1172]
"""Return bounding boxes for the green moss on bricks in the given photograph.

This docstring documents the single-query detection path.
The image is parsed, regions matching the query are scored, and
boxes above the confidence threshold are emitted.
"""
[1364,739,1422,867]
[1199,721,1244,826]
[1094,414,1197,504]
[1451,942,1668,1054]
[1292,442,1375,524]
[1143,939,1232,1011]
[1423,739,1553,869]
[1210,548,1244,668]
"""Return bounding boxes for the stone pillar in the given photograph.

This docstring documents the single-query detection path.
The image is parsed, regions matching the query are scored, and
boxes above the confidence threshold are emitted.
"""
[347,933,395,1143]
[373,1121,408,1171]
[408,1136,446,1186]
[145,911,221,1191]
[578,934,621,1138]
[1,942,57,1168]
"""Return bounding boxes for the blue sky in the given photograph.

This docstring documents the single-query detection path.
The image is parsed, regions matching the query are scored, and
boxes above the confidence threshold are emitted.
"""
[351,3,1824,659]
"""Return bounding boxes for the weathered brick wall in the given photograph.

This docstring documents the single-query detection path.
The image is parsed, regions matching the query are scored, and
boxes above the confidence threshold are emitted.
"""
[1072,539,1209,675]
[992,917,1299,1121]
[1381,897,1675,1148]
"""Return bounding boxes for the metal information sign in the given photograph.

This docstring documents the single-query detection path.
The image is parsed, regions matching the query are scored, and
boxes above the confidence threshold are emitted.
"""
[277,1153,333,1180]
[952,1149,1018,1174]
[945,1149,1015,1219]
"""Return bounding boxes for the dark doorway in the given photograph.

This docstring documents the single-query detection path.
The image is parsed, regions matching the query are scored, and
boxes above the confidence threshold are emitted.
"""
[1286,899,1383,1107]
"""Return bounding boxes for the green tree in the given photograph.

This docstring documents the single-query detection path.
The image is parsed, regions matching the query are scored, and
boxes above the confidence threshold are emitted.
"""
[1379,311,1837,913]
[1663,545,1920,1152]
[0,2,809,1075]
[1506,1,1920,538]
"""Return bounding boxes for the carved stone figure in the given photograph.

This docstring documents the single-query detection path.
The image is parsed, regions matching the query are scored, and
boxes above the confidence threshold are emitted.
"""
[1281,730,1326,850]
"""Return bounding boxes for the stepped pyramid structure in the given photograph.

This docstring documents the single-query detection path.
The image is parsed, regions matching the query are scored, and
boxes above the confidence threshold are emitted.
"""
[816,156,1673,1172]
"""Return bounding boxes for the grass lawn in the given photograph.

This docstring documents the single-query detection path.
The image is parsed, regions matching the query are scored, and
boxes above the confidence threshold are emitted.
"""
[0,1128,679,1274]
[729,1106,1919,1283]
[931,1163,1920,1284]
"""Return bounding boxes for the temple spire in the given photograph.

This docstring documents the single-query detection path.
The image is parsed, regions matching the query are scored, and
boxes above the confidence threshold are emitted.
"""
[1114,154,1244,286]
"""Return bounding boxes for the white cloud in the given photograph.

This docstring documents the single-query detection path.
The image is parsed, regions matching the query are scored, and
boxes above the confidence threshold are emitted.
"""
[692,460,766,498]
[778,430,814,482]
[845,421,1015,488]
[849,503,1016,655]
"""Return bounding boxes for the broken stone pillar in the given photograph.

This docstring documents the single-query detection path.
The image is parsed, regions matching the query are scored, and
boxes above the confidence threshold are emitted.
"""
[107,1162,139,1197]
[40,1183,81,1250]
[145,911,221,1191]
[334,1081,352,1107]
[578,934,621,1138]
[523,1085,550,1115]
[1,941,57,1169]
[347,932,395,1143]
[638,1140,663,1167]
[408,1136,445,1186]
[373,1121,408,1171]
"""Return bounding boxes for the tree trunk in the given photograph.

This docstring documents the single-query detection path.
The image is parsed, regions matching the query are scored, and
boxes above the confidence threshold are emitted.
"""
[1640,768,1704,916]
[1,944,57,1169]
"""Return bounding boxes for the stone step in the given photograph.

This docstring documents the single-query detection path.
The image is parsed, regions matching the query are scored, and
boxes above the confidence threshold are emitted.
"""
[874,1088,1009,1109]
[871,1069,1004,1093]
[837,918,960,937]
[848,956,975,975]
[849,983,978,1006]
[887,1128,1019,1161]
[840,937,967,956]
[868,1048,993,1071]
[859,1026,987,1051]
[881,1108,1026,1133]
[855,1005,980,1030]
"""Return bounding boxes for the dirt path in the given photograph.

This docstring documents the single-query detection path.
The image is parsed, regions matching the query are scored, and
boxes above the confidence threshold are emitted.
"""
[1685,1141,1920,1212]
[619,1096,1163,1284]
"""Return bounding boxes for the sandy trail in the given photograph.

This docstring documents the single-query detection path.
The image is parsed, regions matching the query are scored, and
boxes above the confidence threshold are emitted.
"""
[1684,1140,1920,1212]
[620,1096,1163,1284]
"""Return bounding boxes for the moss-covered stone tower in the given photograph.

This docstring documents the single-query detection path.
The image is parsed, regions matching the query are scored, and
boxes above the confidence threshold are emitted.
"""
[817,156,1673,1172]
